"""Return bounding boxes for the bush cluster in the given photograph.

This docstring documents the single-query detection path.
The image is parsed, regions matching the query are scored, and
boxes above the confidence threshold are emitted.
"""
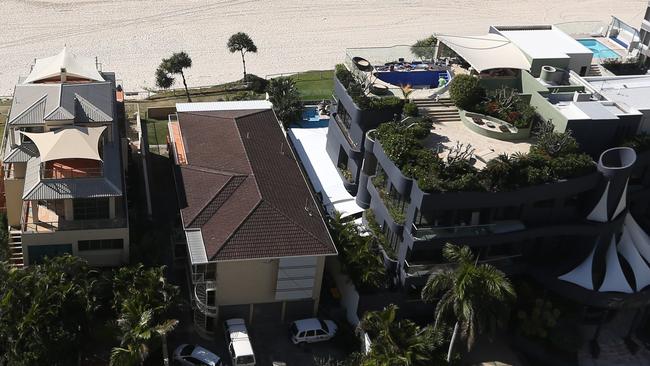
[335,64,403,111]
[374,119,595,193]
[623,133,650,153]
[243,73,269,93]
[449,74,484,110]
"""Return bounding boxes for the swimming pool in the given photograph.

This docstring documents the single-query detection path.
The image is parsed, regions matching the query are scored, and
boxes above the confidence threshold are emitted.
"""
[374,70,450,88]
[293,106,329,128]
[577,39,620,59]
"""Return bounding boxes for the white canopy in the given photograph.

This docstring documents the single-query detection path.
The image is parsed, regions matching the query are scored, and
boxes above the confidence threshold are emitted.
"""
[24,47,105,84]
[437,33,531,72]
[22,126,106,162]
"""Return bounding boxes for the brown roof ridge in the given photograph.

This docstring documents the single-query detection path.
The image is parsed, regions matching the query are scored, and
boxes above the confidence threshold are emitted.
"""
[187,175,248,228]
[260,198,331,250]
[232,113,262,201]
[182,163,246,178]
[182,109,266,121]
[210,200,263,260]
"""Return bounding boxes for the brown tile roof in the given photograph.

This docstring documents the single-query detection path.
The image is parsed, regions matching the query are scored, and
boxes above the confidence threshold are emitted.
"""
[176,109,336,261]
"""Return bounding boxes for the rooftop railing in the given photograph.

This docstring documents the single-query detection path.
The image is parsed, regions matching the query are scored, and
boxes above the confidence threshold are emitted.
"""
[40,166,103,180]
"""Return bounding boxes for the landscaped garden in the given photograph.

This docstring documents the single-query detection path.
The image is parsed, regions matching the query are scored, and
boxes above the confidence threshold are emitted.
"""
[450,74,537,139]
[335,64,403,111]
[373,116,595,193]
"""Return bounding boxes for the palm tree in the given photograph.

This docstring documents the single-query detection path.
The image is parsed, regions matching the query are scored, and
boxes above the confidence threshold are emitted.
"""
[422,244,515,362]
[227,32,258,80]
[110,301,178,366]
[157,52,193,102]
[267,76,302,128]
[359,304,439,366]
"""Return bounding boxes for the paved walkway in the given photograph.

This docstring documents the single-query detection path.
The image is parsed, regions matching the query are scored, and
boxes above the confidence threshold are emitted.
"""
[579,311,650,366]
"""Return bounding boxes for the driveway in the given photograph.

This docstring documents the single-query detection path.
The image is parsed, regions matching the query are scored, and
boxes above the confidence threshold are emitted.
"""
[168,316,351,366]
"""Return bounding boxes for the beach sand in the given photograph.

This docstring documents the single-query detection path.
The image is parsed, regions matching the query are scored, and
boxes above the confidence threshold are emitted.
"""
[0,0,646,95]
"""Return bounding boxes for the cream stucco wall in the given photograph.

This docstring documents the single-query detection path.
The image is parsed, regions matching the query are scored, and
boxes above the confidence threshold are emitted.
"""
[22,227,129,266]
[215,256,327,306]
[5,178,24,227]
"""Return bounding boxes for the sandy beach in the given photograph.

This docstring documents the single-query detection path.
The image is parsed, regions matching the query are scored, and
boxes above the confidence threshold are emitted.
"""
[0,0,646,95]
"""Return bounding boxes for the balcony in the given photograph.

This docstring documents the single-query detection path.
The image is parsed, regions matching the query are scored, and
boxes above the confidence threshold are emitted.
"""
[21,201,126,233]
[411,220,525,242]
[333,112,359,150]
[41,159,103,179]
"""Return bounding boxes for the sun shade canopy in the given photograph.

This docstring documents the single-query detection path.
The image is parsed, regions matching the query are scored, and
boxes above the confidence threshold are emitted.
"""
[22,126,105,162]
[24,47,105,84]
[437,33,531,72]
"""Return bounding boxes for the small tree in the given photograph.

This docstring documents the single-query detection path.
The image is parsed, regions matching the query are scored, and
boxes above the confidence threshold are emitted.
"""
[267,76,302,128]
[227,32,258,80]
[422,244,515,362]
[411,35,438,61]
[449,74,484,111]
[531,119,579,157]
[157,52,193,102]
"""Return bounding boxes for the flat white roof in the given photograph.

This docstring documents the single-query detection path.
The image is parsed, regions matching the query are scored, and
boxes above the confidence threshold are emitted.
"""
[585,75,650,111]
[497,26,592,59]
[176,100,272,112]
[288,127,363,219]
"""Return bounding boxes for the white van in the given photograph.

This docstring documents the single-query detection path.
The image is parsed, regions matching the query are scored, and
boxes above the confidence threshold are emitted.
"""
[223,318,256,366]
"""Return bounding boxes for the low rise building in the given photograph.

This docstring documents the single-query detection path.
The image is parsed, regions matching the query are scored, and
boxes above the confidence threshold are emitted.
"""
[2,48,129,267]
[168,101,337,336]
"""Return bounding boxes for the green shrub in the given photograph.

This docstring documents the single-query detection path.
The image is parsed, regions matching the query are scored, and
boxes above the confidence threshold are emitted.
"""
[403,102,419,117]
[243,73,269,93]
[550,153,595,179]
[449,74,484,110]
[335,64,404,112]
[623,133,650,153]
[603,58,648,75]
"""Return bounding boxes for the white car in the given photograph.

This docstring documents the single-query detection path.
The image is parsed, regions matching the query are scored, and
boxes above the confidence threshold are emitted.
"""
[289,318,338,345]
[224,318,256,366]
[173,344,222,366]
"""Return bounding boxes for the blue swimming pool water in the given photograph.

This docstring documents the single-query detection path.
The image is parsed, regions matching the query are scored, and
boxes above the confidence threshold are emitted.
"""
[577,39,620,59]
[293,106,329,128]
[374,70,450,88]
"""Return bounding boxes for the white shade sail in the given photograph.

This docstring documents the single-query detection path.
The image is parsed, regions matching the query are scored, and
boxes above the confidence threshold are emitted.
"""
[437,33,531,72]
[22,126,106,162]
[24,47,105,84]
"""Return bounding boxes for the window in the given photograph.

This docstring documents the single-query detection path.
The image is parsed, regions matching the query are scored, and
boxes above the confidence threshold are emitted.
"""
[73,198,109,220]
[298,332,305,338]
[316,329,327,336]
[180,345,195,356]
[645,7,650,22]
[78,239,124,251]
[336,101,352,130]
[306,330,316,337]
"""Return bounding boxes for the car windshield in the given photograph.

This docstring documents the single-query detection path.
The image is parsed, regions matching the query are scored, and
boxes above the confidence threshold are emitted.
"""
[319,319,329,333]
[181,344,196,356]
[290,323,298,335]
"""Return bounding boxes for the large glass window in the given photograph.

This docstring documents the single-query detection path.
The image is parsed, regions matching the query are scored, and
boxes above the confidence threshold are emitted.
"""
[73,198,109,220]
[336,100,352,130]
[78,239,123,251]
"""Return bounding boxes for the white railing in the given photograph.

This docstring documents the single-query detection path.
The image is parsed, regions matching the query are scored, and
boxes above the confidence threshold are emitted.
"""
[193,281,218,316]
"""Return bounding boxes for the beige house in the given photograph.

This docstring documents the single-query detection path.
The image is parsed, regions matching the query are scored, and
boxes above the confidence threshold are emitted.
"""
[168,101,337,336]
[2,48,129,267]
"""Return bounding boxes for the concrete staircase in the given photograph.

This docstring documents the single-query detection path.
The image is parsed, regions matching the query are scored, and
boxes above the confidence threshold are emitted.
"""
[8,229,23,268]
[412,97,461,123]
[587,64,602,76]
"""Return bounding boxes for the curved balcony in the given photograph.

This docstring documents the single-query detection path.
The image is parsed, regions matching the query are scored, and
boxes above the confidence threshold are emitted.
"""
[193,281,218,317]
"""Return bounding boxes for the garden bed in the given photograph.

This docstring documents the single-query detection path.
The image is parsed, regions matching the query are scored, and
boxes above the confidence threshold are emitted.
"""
[460,110,531,141]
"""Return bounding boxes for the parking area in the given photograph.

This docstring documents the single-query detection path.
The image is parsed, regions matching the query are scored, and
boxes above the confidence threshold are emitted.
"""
[169,317,352,366]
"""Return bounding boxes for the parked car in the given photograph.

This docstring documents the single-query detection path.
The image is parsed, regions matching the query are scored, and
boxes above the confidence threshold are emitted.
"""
[224,318,256,366]
[173,344,222,366]
[289,318,338,344]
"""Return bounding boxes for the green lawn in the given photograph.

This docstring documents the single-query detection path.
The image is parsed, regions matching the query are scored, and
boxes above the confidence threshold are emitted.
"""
[292,70,334,101]
[144,118,169,147]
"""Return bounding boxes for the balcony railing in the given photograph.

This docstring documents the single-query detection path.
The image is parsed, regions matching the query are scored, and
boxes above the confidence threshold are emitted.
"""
[21,202,127,233]
[333,113,359,150]
[41,166,103,180]
[194,281,218,316]
[411,223,496,241]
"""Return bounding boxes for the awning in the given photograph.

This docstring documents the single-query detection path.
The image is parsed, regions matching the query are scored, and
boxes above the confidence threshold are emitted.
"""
[437,34,531,72]
[21,126,106,162]
[24,47,105,84]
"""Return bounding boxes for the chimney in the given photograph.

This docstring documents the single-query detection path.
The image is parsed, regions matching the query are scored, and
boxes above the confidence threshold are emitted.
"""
[60,67,67,83]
